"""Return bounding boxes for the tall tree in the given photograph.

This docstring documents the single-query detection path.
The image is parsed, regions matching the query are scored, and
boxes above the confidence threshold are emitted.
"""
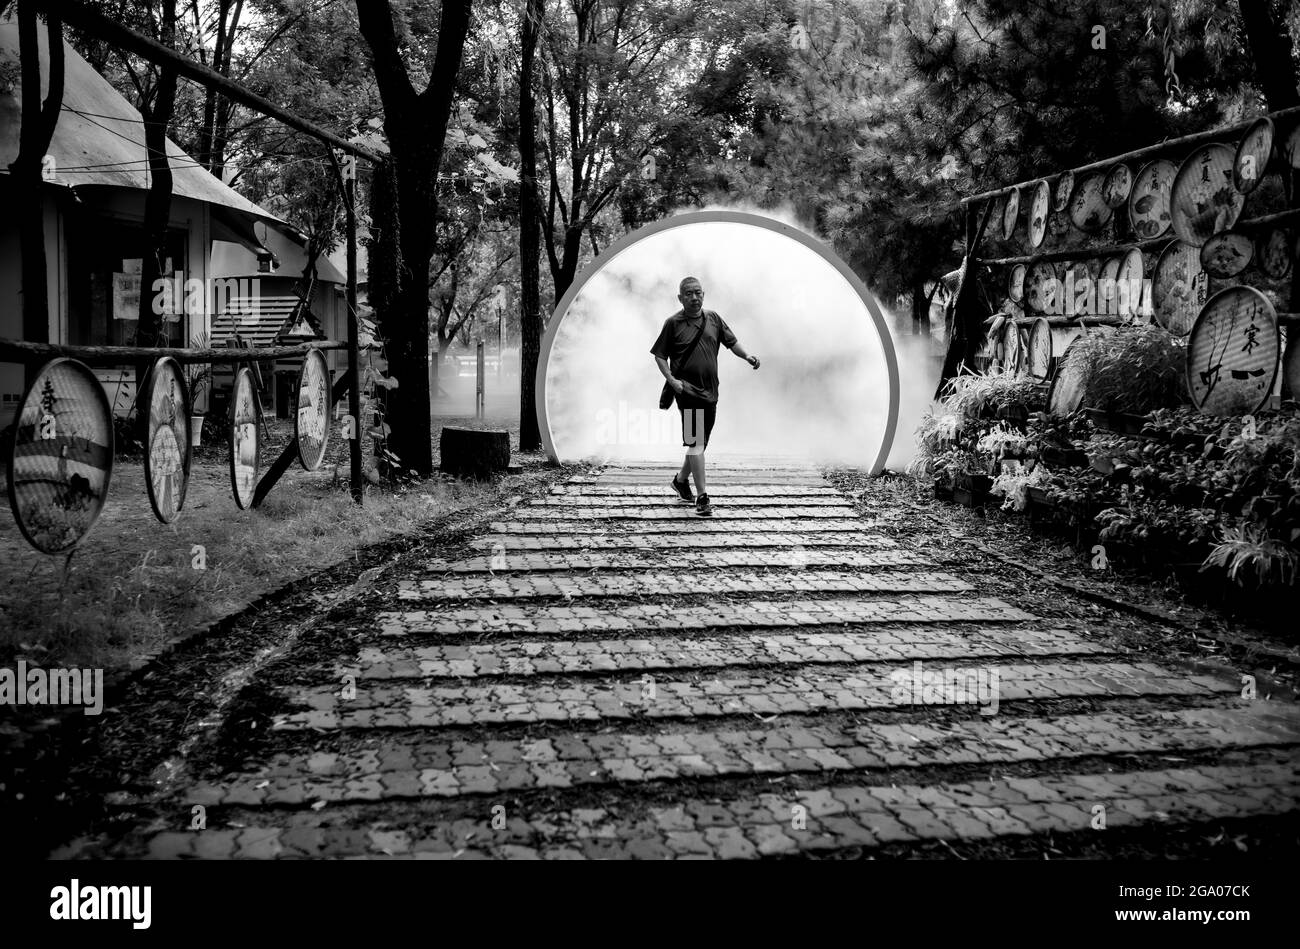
[535,0,700,306]
[11,0,64,372]
[134,0,179,376]
[517,0,544,450]
[354,0,473,477]
[1236,0,1299,110]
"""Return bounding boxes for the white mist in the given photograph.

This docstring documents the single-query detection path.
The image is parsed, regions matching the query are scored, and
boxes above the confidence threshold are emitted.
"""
[542,215,941,470]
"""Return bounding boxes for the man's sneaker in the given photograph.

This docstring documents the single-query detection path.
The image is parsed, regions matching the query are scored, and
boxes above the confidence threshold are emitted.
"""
[695,493,713,516]
[671,474,694,503]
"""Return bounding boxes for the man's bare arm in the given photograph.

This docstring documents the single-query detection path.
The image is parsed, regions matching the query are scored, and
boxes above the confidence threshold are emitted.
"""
[729,342,760,369]
[655,356,684,392]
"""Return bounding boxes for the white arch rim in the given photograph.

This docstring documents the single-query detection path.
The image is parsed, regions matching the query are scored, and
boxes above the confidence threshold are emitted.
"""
[534,209,901,474]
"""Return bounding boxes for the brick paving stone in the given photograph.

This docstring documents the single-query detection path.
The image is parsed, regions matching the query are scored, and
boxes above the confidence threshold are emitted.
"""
[486,520,875,535]
[537,496,851,507]
[238,828,284,859]
[200,702,1300,810]
[969,806,1034,837]
[470,531,897,551]
[397,570,972,602]
[510,505,861,520]
[664,831,713,856]
[748,824,800,855]
[375,596,1035,638]
[704,826,759,859]
[549,485,841,497]
[105,461,1300,863]
[686,802,737,827]
[625,838,675,860]
[424,549,925,572]
[859,813,916,843]
[272,662,1238,732]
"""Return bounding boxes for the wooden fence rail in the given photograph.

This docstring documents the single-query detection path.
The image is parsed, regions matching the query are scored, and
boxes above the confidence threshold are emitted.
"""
[0,338,347,365]
[961,104,1300,206]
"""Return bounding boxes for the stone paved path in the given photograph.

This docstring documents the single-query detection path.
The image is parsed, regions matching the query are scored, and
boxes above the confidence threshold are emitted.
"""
[91,460,1300,859]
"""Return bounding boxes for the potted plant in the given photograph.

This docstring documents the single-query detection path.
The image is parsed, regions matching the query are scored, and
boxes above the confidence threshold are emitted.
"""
[184,332,213,447]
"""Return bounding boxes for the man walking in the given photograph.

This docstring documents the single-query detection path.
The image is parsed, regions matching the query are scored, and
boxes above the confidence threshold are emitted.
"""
[651,276,760,516]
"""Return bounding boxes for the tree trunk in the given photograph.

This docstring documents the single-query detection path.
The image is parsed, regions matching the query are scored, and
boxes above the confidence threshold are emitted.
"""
[385,140,438,475]
[910,279,926,335]
[355,0,472,478]
[1237,0,1300,110]
[552,222,583,308]
[12,1,63,381]
[935,204,993,399]
[135,0,179,394]
[440,426,510,479]
[518,0,546,452]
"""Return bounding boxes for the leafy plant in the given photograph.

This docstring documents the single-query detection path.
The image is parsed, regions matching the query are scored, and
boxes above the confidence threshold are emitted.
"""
[1202,523,1299,587]
[910,370,1043,482]
[184,332,214,415]
[991,462,1051,512]
[1065,323,1189,414]
[936,368,1045,419]
[977,421,1029,457]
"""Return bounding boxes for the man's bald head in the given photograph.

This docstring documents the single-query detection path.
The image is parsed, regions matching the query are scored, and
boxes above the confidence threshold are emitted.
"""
[677,276,704,313]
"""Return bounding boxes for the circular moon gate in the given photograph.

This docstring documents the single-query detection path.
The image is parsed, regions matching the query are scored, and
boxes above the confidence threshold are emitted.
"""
[535,211,902,475]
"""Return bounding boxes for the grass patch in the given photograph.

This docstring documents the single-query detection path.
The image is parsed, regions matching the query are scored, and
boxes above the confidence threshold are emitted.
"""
[0,416,550,672]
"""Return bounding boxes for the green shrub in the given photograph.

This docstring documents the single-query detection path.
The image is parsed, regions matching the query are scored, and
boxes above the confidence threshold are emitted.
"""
[1065,323,1189,414]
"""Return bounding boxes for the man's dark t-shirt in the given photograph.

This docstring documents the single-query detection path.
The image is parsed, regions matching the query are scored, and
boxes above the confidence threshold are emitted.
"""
[650,308,738,403]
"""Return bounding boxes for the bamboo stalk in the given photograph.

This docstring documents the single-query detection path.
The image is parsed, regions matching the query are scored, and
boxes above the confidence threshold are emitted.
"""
[1009,317,1127,327]
[976,207,1300,266]
[961,105,1300,206]
[0,338,347,364]
[1006,313,1300,326]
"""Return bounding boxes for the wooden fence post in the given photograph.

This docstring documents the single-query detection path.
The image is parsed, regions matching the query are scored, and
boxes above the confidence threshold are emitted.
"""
[476,339,485,419]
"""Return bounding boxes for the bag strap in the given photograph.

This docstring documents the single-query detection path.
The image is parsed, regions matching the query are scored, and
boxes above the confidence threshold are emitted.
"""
[675,310,709,369]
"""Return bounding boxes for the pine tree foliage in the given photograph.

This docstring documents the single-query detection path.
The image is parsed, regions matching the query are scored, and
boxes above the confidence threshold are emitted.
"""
[715,0,1281,301]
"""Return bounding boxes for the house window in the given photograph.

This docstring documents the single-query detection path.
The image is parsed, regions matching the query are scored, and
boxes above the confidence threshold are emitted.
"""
[66,211,187,348]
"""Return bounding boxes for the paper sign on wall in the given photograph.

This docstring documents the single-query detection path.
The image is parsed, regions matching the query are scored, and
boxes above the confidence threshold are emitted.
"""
[112,272,140,320]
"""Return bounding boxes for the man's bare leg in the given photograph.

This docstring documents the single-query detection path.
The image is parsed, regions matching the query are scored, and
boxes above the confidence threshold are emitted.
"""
[687,450,706,496]
[678,456,691,483]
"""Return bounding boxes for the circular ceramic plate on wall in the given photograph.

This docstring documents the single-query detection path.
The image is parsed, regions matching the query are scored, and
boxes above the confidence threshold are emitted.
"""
[1283,326,1300,402]
[1171,143,1243,247]
[1256,228,1293,280]
[1186,285,1279,416]
[1284,123,1300,169]
[6,358,114,554]
[1199,230,1253,279]
[1068,173,1112,232]
[1002,186,1020,240]
[1116,247,1145,323]
[1027,317,1052,380]
[985,319,1006,372]
[229,367,260,510]
[1007,263,1027,303]
[1102,163,1132,208]
[1061,259,1091,317]
[1048,338,1087,416]
[295,350,331,471]
[1129,158,1177,240]
[1234,117,1274,194]
[141,356,191,524]
[1053,170,1074,212]
[1002,320,1024,374]
[1024,260,1058,314]
[1028,179,1050,248]
[1097,255,1122,317]
[1152,240,1206,337]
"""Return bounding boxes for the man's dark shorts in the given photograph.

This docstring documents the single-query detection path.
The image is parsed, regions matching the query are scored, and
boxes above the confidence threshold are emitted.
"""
[675,392,716,451]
